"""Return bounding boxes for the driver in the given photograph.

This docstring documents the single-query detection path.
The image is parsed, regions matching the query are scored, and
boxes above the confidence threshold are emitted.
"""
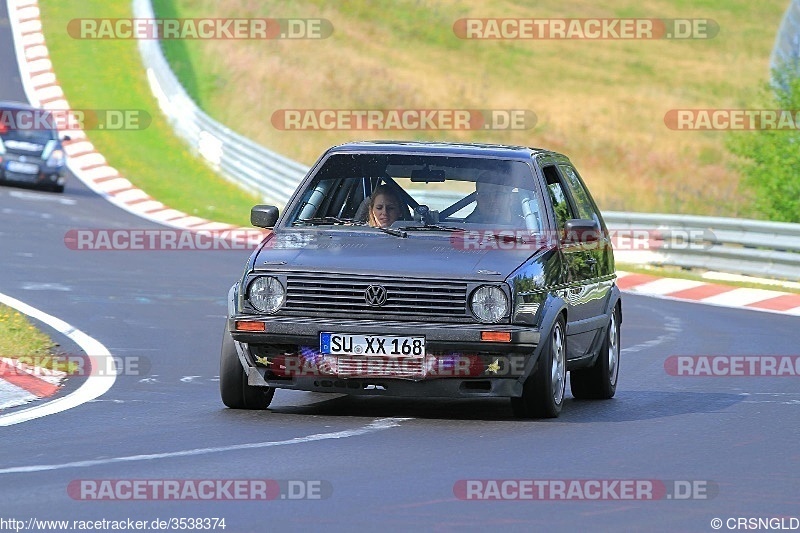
[368,185,402,228]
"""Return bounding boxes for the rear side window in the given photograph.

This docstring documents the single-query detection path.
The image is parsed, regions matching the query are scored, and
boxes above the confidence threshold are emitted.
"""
[543,165,575,229]
[558,164,600,225]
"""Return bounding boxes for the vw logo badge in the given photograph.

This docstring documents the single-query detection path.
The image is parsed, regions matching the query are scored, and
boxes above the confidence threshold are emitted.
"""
[364,285,388,307]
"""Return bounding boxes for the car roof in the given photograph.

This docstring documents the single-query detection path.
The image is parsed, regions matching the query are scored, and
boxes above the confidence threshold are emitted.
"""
[327,140,563,161]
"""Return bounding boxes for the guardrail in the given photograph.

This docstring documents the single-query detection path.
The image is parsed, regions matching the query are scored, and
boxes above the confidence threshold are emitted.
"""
[604,212,800,282]
[132,0,308,207]
[134,0,800,281]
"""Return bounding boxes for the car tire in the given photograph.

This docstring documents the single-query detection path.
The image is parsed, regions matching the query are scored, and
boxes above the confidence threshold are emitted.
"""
[52,184,64,193]
[511,314,566,419]
[219,325,274,410]
[570,305,620,400]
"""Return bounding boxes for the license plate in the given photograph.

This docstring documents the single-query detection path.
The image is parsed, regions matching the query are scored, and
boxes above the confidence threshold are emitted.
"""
[320,333,425,357]
[6,161,39,174]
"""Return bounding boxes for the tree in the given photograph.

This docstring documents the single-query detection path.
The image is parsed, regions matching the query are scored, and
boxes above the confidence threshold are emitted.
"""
[726,67,800,222]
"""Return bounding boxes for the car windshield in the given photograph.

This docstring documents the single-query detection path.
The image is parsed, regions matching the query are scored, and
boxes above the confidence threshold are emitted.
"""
[0,109,58,145]
[287,153,545,232]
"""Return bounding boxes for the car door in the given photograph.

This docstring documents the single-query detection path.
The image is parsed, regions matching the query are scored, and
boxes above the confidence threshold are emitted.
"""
[541,163,600,360]
[556,162,613,318]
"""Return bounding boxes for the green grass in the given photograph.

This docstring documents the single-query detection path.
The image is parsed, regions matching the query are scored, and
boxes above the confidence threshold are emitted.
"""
[151,0,786,218]
[0,305,79,373]
[38,0,260,226]
[0,304,54,360]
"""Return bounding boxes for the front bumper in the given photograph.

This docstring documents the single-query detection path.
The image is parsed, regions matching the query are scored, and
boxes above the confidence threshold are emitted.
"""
[229,315,540,348]
[0,164,65,189]
[229,315,542,398]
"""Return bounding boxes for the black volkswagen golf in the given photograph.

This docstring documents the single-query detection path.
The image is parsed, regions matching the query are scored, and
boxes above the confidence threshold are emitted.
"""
[0,101,68,193]
[222,141,621,418]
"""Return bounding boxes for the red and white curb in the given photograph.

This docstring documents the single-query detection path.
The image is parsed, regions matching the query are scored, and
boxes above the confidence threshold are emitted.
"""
[7,0,246,233]
[0,357,64,410]
[617,271,800,315]
[0,293,114,426]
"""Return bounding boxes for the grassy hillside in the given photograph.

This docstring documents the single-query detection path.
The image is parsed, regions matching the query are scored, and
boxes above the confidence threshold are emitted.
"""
[39,0,260,226]
[153,0,785,217]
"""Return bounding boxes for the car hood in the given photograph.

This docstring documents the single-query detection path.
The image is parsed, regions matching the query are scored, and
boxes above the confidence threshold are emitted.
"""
[252,228,547,280]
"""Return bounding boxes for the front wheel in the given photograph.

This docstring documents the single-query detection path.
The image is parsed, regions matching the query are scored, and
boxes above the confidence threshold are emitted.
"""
[511,315,567,419]
[570,305,620,400]
[219,326,274,409]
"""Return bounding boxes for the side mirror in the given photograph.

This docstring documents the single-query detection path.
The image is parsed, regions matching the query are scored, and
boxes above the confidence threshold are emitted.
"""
[61,134,71,142]
[251,205,279,228]
[564,219,601,243]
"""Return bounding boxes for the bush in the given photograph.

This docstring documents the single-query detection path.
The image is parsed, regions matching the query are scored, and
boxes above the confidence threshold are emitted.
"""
[727,66,800,223]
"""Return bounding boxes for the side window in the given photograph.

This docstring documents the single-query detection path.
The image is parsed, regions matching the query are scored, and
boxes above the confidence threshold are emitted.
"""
[543,165,575,229]
[559,164,600,224]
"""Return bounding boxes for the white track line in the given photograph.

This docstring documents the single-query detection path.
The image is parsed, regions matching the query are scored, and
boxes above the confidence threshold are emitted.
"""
[0,417,411,474]
[0,292,115,426]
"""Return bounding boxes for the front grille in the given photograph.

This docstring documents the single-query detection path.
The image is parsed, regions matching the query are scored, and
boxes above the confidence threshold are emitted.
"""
[283,273,469,318]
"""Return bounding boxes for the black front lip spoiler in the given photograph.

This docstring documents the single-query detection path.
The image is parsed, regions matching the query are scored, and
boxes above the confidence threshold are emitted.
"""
[246,368,526,398]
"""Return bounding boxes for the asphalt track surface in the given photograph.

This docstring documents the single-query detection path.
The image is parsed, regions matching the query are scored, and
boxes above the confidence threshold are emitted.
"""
[1,4,799,531]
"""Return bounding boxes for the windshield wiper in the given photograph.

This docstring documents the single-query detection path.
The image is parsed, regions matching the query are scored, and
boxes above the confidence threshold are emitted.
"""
[398,224,463,233]
[376,226,407,238]
[296,216,406,237]
[294,216,353,226]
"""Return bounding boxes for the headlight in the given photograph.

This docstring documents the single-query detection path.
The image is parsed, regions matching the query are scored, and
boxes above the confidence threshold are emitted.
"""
[470,285,508,323]
[45,149,65,167]
[248,276,285,313]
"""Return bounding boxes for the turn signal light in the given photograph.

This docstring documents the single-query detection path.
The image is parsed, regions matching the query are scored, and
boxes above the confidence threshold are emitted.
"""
[481,331,512,342]
[236,321,265,332]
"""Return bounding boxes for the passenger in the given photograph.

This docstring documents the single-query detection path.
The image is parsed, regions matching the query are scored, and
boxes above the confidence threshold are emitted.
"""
[368,185,402,228]
[466,178,518,225]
